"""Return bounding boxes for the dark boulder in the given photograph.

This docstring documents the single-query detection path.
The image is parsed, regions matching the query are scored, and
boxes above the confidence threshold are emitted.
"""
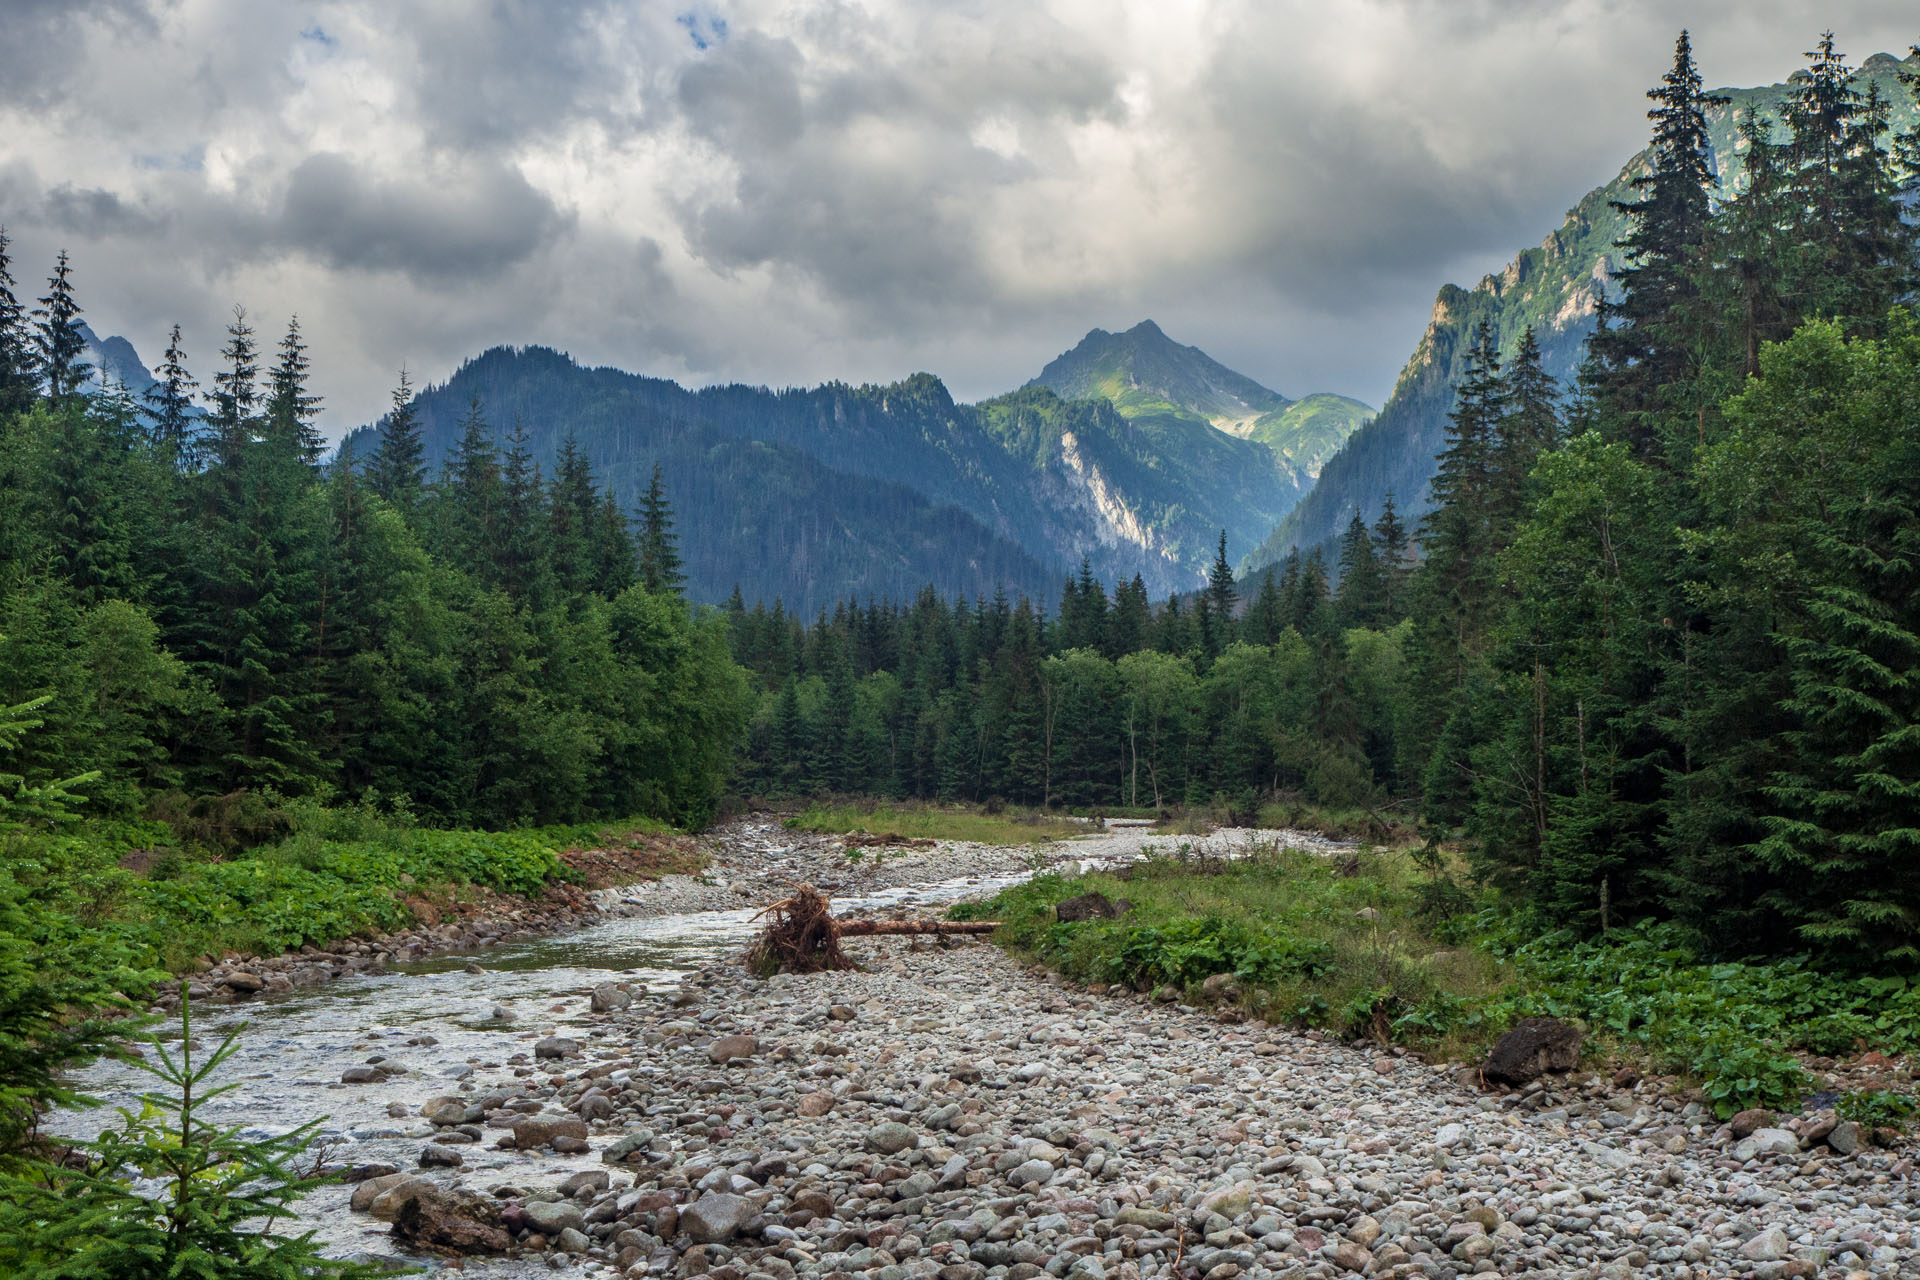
[1482,1017,1582,1084]
[1055,892,1127,923]
[390,1184,512,1254]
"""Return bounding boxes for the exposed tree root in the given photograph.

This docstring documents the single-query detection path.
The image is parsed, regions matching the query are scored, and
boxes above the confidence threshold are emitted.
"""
[746,883,998,975]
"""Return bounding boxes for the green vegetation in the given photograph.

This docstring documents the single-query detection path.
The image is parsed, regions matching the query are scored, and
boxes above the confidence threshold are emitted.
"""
[1254,45,1920,571]
[787,802,1083,846]
[953,843,1501,1058]
[0,996,386,1279]
[963,850,1920,1116]
[1244,393,1374,476]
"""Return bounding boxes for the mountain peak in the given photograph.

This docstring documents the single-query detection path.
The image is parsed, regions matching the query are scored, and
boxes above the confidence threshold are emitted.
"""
[1029,320,1288,431]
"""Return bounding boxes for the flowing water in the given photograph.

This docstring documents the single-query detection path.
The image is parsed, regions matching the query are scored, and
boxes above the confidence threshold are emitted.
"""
[54,821,1334,1272]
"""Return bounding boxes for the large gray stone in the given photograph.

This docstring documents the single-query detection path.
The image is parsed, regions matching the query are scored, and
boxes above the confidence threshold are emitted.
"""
[523,1199,586,1236]
[510,1114,589,1149]
[681,1193,756,1244]
[591,982,632,1012]
[866,1121,917,1154]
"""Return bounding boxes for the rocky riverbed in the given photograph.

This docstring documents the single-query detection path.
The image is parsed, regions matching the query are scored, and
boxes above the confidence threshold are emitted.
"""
[66,819,1920,1280]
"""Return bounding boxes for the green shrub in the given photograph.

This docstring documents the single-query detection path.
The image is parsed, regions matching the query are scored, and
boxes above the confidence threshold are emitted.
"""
[0,995,390,1278]
[1838,1089,1917,1131]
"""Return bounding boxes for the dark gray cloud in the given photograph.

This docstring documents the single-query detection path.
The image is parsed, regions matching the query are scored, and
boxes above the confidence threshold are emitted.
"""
[276,153,567,283]
[1,0,1916,428]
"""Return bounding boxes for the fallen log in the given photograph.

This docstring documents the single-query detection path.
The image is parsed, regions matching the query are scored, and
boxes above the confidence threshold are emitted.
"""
[836,919,1000,936]
[746,883,999,974]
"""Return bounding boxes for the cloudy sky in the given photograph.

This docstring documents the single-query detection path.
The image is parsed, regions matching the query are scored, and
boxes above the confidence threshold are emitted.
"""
[3,0,1916,434]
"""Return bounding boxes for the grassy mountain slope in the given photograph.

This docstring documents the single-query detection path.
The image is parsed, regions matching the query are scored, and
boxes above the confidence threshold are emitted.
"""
[1245,393,1375,477]
[1031,319,1289,431]
[1247,49,1920,574]
[1029,319,1372,477]
[975,385,1305,585]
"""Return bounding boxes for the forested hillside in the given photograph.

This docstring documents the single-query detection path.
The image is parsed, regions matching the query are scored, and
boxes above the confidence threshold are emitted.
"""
[1248,44,1920,572]
[348,322,1334,612]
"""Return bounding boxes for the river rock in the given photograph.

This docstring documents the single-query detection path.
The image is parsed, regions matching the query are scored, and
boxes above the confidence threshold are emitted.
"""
[420,1095,471,1125]
[340,1066,380,1084]
[223,971,266,993]
[1741,1227,1791,1261]
[511,1114,589,1149]
[1331,1241,1373,1272]
[1828,1120,1862,1155]
[349,1172,410,1212]
[591,982,632,1012]
[1730,1107,1776,1138]
[866,1121,917,1154]
[1733,1128,1800,1160]
[533,1036,578,1059]
[709,1032,758,1063]
[682,1192,756,1243]
[368,1177,436,1221]
[1481,1016,1582,1083]
[391,1183,510,1254]
[797,1090,835,1116]
[523,1199,586,1236]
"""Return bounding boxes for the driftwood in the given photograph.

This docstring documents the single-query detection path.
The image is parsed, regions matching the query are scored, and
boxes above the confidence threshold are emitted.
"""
[837,919,1000,936]
[746,883,999,974]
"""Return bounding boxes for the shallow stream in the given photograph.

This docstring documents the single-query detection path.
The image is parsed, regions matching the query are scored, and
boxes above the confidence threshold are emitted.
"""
[57,820,1325,1272]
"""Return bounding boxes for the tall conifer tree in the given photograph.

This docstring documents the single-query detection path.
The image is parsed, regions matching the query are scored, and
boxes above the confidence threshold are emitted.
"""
[637,463,685,596]
[368,370,424,512]
[32,250,89,407]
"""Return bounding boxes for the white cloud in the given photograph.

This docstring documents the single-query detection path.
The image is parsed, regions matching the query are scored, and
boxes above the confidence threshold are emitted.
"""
[1,0,1914,431]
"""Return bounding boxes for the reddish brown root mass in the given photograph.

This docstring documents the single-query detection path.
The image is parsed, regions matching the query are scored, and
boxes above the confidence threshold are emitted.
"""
[745,883,998,975]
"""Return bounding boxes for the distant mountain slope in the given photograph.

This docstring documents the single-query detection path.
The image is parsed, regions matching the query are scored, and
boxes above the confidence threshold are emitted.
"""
[1247,49,1920,574]
[1029,320,1371,477]
[354,340,1322,610]
[1244,393,1375,478]
[1032,320,1287,431]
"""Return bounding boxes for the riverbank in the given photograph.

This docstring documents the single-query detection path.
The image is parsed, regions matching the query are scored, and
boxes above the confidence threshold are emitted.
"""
[54,817,1920,1279]
[345,927,1917,1280]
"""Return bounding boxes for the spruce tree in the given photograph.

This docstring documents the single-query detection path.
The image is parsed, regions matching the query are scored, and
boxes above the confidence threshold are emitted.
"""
[637,463,685,596]
[1587,29,1724,454]
[441,393,501,573]
[266,315,324,465]
[1490,327,1560,533]
[144,323,199,466]
[0,227,35,416]
[1781,35,1915,328]
[1206,531,1237,638]
[1335,509,1382,628]
[31,250,89,407]
[368,369,424,512]
[1370,494,1411,621]
[206,306,260,466]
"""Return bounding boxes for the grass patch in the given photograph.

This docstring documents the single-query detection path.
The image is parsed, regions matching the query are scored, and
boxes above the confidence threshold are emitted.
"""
[787,803,1083,846]
[4,799,685,973]
[952,840,1503,1060]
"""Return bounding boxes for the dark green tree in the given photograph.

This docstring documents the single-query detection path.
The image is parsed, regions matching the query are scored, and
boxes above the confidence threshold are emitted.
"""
[367,370,424,512]
[637,463,685,596]
[30,251,89,408]
[143,324,199,467]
